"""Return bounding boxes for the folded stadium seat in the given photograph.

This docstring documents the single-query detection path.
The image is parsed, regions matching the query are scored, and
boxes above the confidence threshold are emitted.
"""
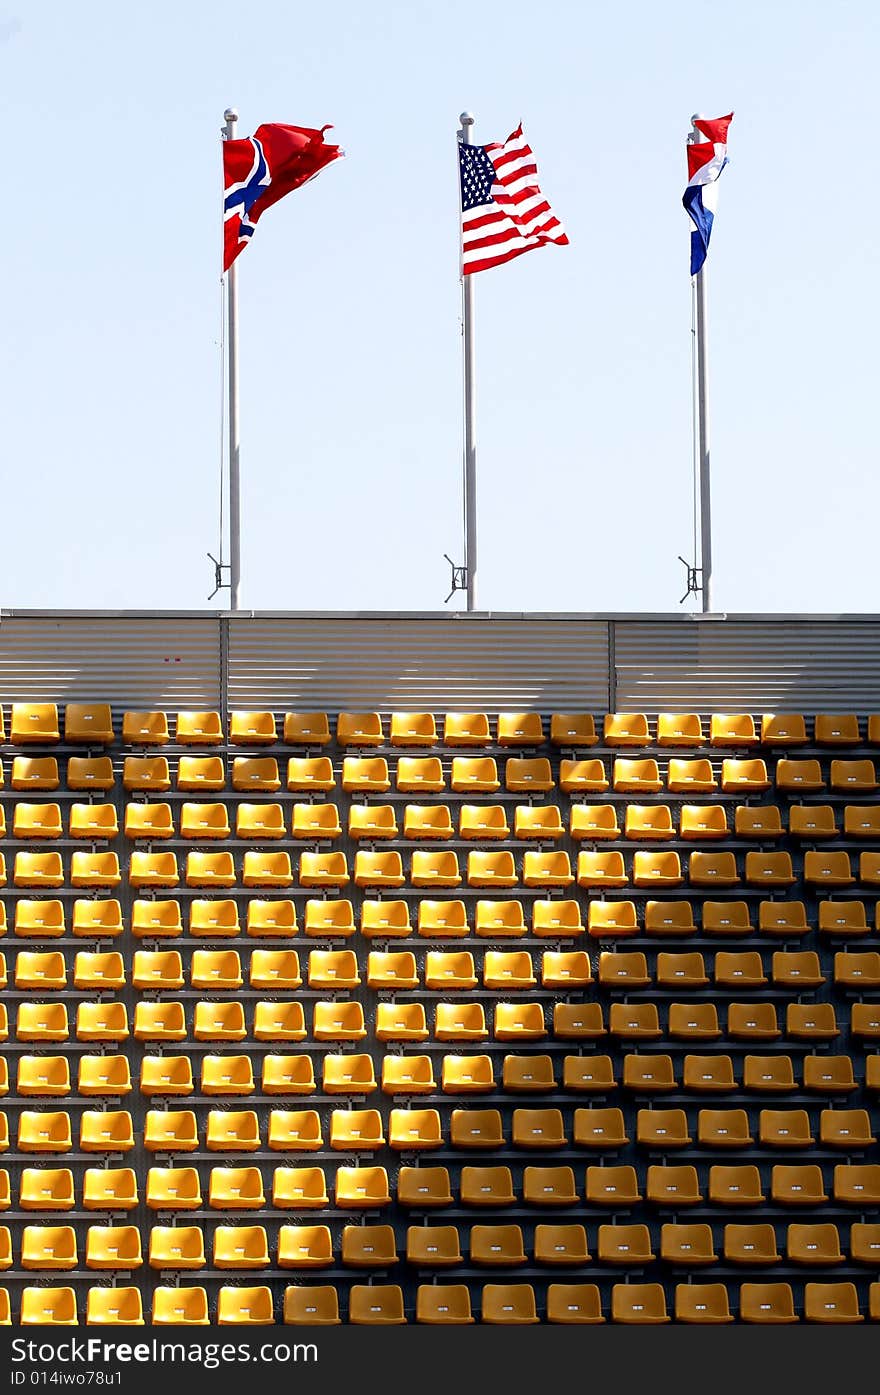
[233,801,286,840]
[710,713,758,747]
[756,902,808,938]
[572,1107,628,1149]
[675,1284,733,1324]
[131,899,183,938]
[611,1284,670,1325]
[735,806,784,840]
[804,850,855,887]
[263,1054,317,1095]
[561,1056,616,1093]
[335,1166,391,1209]
[653,712,702,747]
[506,758,554,793]
[13,801,63,839]
[288,756,335,791]
[647,1166,703,1207]
[353,850,405,889]
[689,851,738,886]
[484,949,535,989]
[776,758,825,792]
[281,1286,340,1327]
[553,1004,606,1041]
[622,1056,676,1094]
[451,1109,506,1151]
[19,1168,74,1211]
[279,713,330,748]
[368,949,418,988]
[18,1056,70,1096]
[441,1053,494,1094]
[512,1107,567,1149]
[859,852,880,885]
[434,1002,487,1041]
[680,805,728,839]
[522,850,573,888]
[337,712,384,747]
[697,1109,754,1148]
[132,1001,185,1043]
[189,899,240,938]
[15,950,67,988]
[761,713,808,746]
[661,955,711,994]
[71,850,122,888]
[440,711,491,748]
[313,1000,367,1041]
[744,1056,796,1093]
[559,758,609,794]
[308,948,360,989]
[396,756,445,793]
[144,1110,199,1152]
[291,801,341,839]
[304,899,356,937]
[200,1054,255,1095]
[470,1224,528,1267]
[375,1003,428,1042]
[603,713,649,747]
[495,1002,547,1041]
[599,950,650,986]
[216,1287,274,1325]
[172,710,222,746]
[273,1167,329,1209]
[388,1109,443,1152]
[634,850,684,888]
[73,950,125,990]
[83,1168,137,1211]
[723,1224,780,1266]
[342,756,390,792]
[661,1223,716,1263]
[20,1287,78,1326]
[709,1165,765,1207]
[277,1224,333,1268]
[151,1284,218,1326]
[68,755,114,791]
[502,1055,556,1092]
[383,1056,436,1096]
[514,804,565,840]
[497,713,544,747]
[14,851,64,888]
[63,702,113,745]
[348,1285,407,1326]
[772,1164,829,1206]
[625,804,675,840]
[80,1110,135,1152]
[637,1109,693,1148]
[578,852,628,890]
[122,711,169,745]
[803,1056,856,1093]
[804,1283,863,1324]
[787,1002,839,1040]
[299,850,351,888]
[205,1111,261,1153]
[815,712,860,745]
[789,804,839,839]
[684,1055,737,1093]
[816,905,870,944]
[11,756,60,790]
[667,758,716,794]
[787,1223,845,1266]
[124,756,172,793]
[85,1286,144,1326]
[569,805,619,842]
[84,1225,142,1270]
[389,712,437,748]
[721,758,771,792]
[835,951,880,988]
[404,804,454,839]
[240,849,292,886]
[15,899,65,937]
[140,1056,193,1095]
[609,1003,662,1040]
[773,950,824,989]
[550,713,598,746]
[426,949,476,989]
[450,1166,509,1206]
[149,1225,206,1268]
[454,811,507,849]
[229,757,279,794]
[645,901,697,936]
[77,1001,129,1043]
[322,1053,376,1095]
[450,757,500,793]
[412,850,462,887]
[69,802,118,840]
[740,1284,798,1324]
[229,711,276,745]
[190,947,243,989]
[831,758,875,792]
[835,1165,880,1206]
[361,900,411,939]
[668,1004,721,1040]
[614,758,662,793]
[481,1285,539,1325]
[11,703,60,744]
[745,851,796,887]
[845,805,880,837]
[130,850,180,888]
[329,1109,385,1151]
[702,901,754,936]
[851,1004,880,1039]
[728,1002,781,1040]
[465,850,516,888]
[416,1284,474,1325]
[471,899,522,937]
[542,949,591,986]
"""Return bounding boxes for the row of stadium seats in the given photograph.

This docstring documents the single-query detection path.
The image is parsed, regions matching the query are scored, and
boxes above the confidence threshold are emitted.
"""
[5,705,880,749]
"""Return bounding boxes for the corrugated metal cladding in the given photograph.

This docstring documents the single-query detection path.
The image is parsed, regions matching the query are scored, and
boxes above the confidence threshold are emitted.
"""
[0,615,221,707]
[613,619,880,711]
[226,617,611,710]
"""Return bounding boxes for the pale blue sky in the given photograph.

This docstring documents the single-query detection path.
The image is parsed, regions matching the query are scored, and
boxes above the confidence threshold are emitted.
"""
[3,0,877,614]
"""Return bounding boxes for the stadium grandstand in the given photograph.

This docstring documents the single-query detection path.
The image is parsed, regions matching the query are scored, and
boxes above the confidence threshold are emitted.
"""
[2,606,880,1326]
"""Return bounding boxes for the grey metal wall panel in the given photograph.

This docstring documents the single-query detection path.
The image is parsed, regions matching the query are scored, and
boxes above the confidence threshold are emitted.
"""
[227,616,611,710]
[613,618,880,710]
[0,614,221,707]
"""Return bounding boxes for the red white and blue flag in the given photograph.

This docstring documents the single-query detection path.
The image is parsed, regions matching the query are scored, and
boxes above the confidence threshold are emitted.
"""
[683,113,733,276]
[459,124,568,276]
[223,123,342,271]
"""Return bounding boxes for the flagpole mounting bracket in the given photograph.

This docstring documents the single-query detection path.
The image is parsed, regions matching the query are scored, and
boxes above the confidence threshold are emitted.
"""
[678,556,703,605]
[207,552,231,601]
[444,554,469,604]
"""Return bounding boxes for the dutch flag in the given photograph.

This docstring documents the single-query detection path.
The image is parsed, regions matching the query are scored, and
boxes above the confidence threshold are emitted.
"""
[683,113,733,276]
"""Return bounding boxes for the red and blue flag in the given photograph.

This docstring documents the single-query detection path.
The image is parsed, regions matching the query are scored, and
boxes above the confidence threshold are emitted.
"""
[223,123,342,271]
[683,113,733,276]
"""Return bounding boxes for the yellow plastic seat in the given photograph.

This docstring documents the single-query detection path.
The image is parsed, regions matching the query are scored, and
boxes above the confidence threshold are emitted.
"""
[84,1225,142,1270]
[845,805,880,837]
[390,712,437,747]
[375,1003,429,1042]
[229,711,276,745]
[758,1110,814,1148]
[261,1054,316,1095]
[638,1109,693,1148]
[443,1054,495,1093]
[586,1164,642,1206]
[360,900,411,939]
[522,850,573,887]
[14,851,64,888]
[814,713,859,745]
[15,951,67,988]
[290,802,340,840]
[277,1224,333,1268]
[634,850,683,886]
[62,703,112,745]
[308,948,359,989]
[11,703,60,744]
[569,805,619,841]
[67,755,114,791]
[79,1110,135,1152]
[396,756,444,792]
[246,898,297,937]
[17,1056,70,1097]
[239,849,290,886]
[178,801,228,840]
[577,851,627,890]
[656,712,703,746]
[710,713,758,746]
[528,901,584,941]
[281,1285,339,1325]
[757,901,808,937]
[322,1054,375,1095]
[79,1001,129,1043]
[279,712,330,747]
[644,900,696,936]
[216,1287,274,1325]
[451,1109,505,1150]
[435,1002,487,1041]
[625,804,675,840]
[123,711,169,745]
[228,759,279,796]
[17,1002,69,1041]
[470,899,521,937]
[688,851,738,887]
[483,950,534,990]
[83,1168,138,1211]
[123,756,171,794]
[15,899,66,937]
[313,1000,367,1041]
[349,1285,406,1326]
[410,849,460,887]
[190,947,242,989]
[188,899,240,937]
[303,899,356,937]
[19,1287,78,1326]
[443,712,490,746]
[560,759,609,793]
[426,949,476,990]
[831,759,877,791]
[574,1106,628,1148]
[804,850,854,886]
[542,950,591,987]
[614,758,662,793]
[175,711,223,745]
[68,803,118,842]
[551,713,598,747]
[335,1166,391,1208]
[11,756,60,790]
[299,850,349,887]
[553,1004,606,1040]
[734,806,783,839]
[383,1055,436,1095]
[139,1056,193,1094]
[728,1003,781,1041]
[201,1054,255,1095]
[20,1169,75,1211]
[73,950,125,990]
[604,713,649,747]
[657,955,710,991]
[743,1057,796,1092]
[344,807,396,843]
[463,849,514,889]
[621,1056,677,1093]
[820,1110,875,1148]
[352,850,403,889]
[131,899,183,938]
[213,1224,270,1269]
[408,1225,464,1266]
[388,1109,442,1151]
[144,1109,199,1152]
[609,1003,662,1041]
[288,756,335,791]
[773,950,824,987]
[273,1167,329,1209]
[506,757,554,792]
[789,804,838,839]
[129,850,179,888]
[342,756,390,792]
[681,805,728,839]
[777,758,825,792]
[471,1223,527,1266]
[367,949,418,988]
[761,713,808,745]
[495,1002,546,1040]
[648,1168,703,1207]
[450,757,498,793]
[69,850,121,888]
[589,901,638,937]
[745,851,796,887]
[148,1225,206,1269]
[667,758,716,793]
[722,758,771,792]
[14,801,63,839]
[337,712,383,747]
[205,1111,261,1153]
[497,712,544,746]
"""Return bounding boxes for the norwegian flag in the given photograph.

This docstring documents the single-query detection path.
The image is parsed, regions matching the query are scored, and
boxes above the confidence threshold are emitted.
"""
[458,124,568,276]
[222,123,342,271]
[683,113,733,276]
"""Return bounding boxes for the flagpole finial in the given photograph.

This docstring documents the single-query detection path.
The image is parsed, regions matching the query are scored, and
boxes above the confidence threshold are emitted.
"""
[224,107,239,124]
[459,111,474,127]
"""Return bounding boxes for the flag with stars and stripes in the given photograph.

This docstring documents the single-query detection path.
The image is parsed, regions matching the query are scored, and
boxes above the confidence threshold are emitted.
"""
[458,124,569,276]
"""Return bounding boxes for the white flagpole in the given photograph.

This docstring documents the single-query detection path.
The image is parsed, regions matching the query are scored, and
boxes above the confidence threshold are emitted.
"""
[223,107,242,612]
[459,111,478,613]
[689,115,712,614]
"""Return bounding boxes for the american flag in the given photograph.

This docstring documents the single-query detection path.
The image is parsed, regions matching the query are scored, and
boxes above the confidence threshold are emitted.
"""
[459,124,568,276]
